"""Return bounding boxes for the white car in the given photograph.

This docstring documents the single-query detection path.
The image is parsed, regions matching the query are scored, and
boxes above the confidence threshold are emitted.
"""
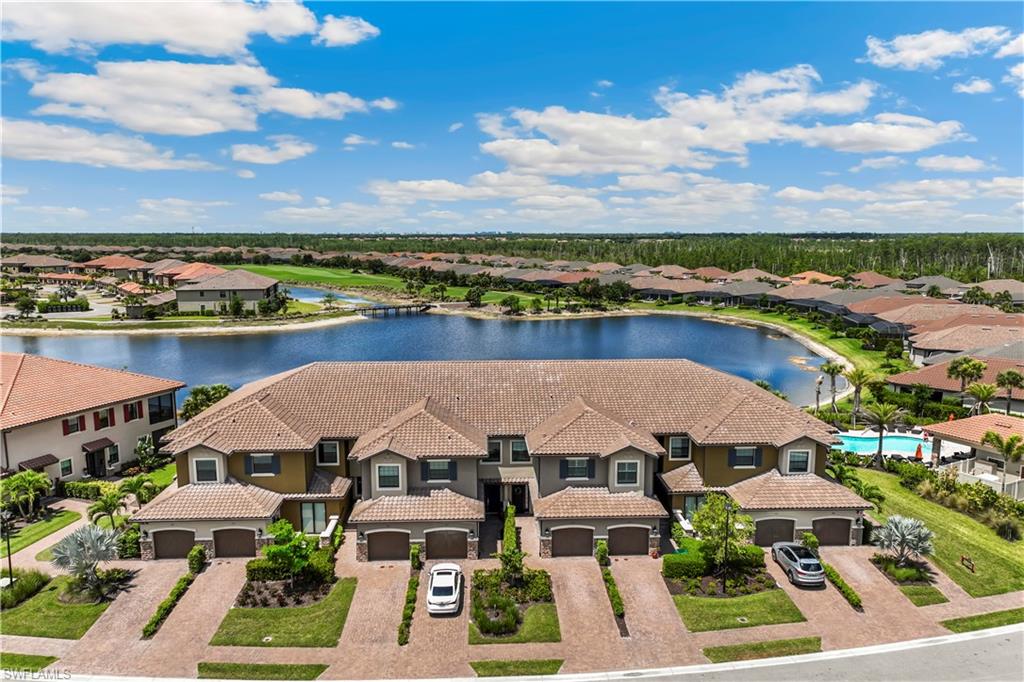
[426,563,463,615]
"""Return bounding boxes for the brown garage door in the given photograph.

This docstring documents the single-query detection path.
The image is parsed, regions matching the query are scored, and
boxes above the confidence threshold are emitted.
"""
[608,527,649,555]
[153,530,195,559]
[551,528,593,557]
[367,531,410,561]
[425,530,468,559]
[213,529,256,558]
[754,519,795,546]
[812,518,852,546]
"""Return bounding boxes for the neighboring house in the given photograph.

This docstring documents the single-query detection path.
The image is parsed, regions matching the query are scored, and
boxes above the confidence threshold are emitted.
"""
[952,279,1024,305]
[0,353,184,483]
[787,270,843,286]
[174,270,280,313]
[848,271,905,289]
[627,276,716,299]
[888,357,1024,414]
[124,290,177,319]
[134,359,867,562]
[0,255,74,273]
[925,414,1024,500]
[162,262,227,286]
[691,266,733,283]
[908,324,1024,364]
[36,272,91,286]
[903,275,963,292]
[134,258,187,284]
[729,268,785,284]
[649,265,696,280]
[82,255,149,279]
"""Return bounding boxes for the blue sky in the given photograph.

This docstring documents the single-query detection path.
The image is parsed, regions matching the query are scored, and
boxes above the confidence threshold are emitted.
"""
[2,2,1022,233]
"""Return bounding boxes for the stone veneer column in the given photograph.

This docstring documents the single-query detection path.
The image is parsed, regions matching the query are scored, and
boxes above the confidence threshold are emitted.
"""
[198,538,215,558]
[539,536,552,558]
[467,538,479,560]
[139,538,155,561]
[648,529,660,554]
[355,538,368,562]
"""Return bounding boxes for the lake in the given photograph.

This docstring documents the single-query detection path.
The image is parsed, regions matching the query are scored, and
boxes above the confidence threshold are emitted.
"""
[1,313,828,405]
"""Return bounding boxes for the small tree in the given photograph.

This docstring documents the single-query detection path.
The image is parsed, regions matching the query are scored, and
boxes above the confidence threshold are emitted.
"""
[843,368,872,428]
[947,357,986,394]
[800,532,819,555]
[228,294,244,317]
[848,478,885,512]
[321,292,338,309]
[691,493,753,572]
[883,341,903,361]
[429,283,448,301]
[876,516,934,566]
[980,431,1024,497]
[119,474,155,509]
[1,470,52,521]
[51,525,119,599]
[996,369,1024,415]
[499,295,522,315]
[965,382,998,415]
[925,284,942,298]
[861,402,904,468]
[180,384,233,420]
[135,434,162,471]
[530,297,544,314]
[57,284,78,302]
[495,505,525,585]
[820,362,843,413]
[88,490,128,530]
[15,296,36,317]
[464,286,484,308]
[262,519,313,587]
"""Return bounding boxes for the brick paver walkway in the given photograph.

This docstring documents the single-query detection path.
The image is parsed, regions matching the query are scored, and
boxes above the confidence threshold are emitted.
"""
[10,498,91,572]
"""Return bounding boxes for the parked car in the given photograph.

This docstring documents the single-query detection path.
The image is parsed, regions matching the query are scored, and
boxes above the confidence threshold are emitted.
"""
[426,562,463,615]
[771,542,825,586]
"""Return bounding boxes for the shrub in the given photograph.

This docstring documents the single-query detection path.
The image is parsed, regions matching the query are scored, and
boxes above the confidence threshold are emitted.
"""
[0,569,50,609]
[245,557,279,582]
[330,523,344,552]
[502,504,518,552]
[595,539,610,567]
[63,480,119,500]
[472,591,520,635]
[304,547,337,584]
[893,462,935,490]
[990,515,1022,541]
[142,572,195,638]
[662,550,707,580]
[187,544,206,574]
[822,563,862,609]
[116,527,141,559]
[601,567,624,617]
[410,543,422,570]
[521,568,553,602]
[398,575,418,646]
[801,532,820,554]
[725,544,765,571]
[670,521,688,547]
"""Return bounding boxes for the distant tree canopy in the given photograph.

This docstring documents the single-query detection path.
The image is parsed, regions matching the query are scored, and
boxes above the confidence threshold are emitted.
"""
[180,384,233,420]
[6,232,1023,281]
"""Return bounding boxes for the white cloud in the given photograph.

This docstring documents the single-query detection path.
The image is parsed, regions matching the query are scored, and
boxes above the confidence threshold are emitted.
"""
[2,118,217,171]
[1004,63,1024,97]
[862,26,1012,70]
[976,176,1024,198]
[369,171,592,204]
[129,197,229,224]
[448,122,464,133]
[849,156,906,172]
[343,134,378,146]
[315,15,381,47]
[13,204,88,219]
[391,141,415,150]
[259,191,303,203]
[786,112,967,154]
[266,200,406,226]
[420,210,462,220]
[596,79,614,88]
[994,34,1024,58]
[236,169,256,179]
[775,184,881,202]
[22,60,395,136]
[1,184,28,205]
[953,77,994,94]
[314,196,331,207]
[229,136,316,165]
[916,154,990,172]
[883,179,976,200]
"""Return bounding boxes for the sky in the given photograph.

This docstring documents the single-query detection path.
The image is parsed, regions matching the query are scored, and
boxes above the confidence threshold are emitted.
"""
[1,1,1023,234]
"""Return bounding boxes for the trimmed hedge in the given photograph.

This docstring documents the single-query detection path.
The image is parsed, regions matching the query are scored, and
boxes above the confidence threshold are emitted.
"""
[0,569,50,610]
[595,539,609,567]
[410,543,422,570]
[662,549,707,580]
[62,480,118,500]
[142,571,196,638]
[187,544,206,575]
[245,547,336,584]
[117,527,141,559]
[601,567,624,618]
[397,576,418,646]
[822,563,862,609]
[502,504,518,552]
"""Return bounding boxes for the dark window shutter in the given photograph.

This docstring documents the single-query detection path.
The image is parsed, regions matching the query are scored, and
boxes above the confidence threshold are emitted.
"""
[94,411,101,430]
[78,415,86,431]
[62,419,70,436]
[754,447,763,467]
[448,460,458,481]
[587,458,596,479]
[123,404,130,421]
[244,455,253,475]
[108,407,115,426]
[421,461,429,481]
[559,459,568,479]
[137,400,144,418]
[727,448,736,467]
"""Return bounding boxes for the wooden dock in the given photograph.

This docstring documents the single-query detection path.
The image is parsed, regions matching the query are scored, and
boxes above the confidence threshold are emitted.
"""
[353,303,434,317]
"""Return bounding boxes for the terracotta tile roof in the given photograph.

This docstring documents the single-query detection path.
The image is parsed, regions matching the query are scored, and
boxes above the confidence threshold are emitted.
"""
[924,413,1024,450]
[1,353,184,431]
[176,269,276,291]
[533,486,668,519]
[727,470,871,510]
[282,468,353,500]
[844,295,935,315]
[83,255,148,270]
[131,481,283,522]
[729,268,784,283]
[525,396,664,457]
[879,303,996,326]
[628,276,715,295]
[911,313,1024,335]
[649,265,694,279]
[38,272,90,283]
[692,266,733,280]
[768,283,836,301]
[658,463,726,494]
[967,279,1024,298]
[350,397,489,460]
[141,258,187,275]
[348,488,484,523]
[1,255,73,268]
[849,271,905,289]
[911,325,1023,353]
[887,357,1024,396]
[788,270,842,285]
[164,360,835,456]
[586,262,623,273]
[479,466,536,484]
[904,275,963,289]
[167,262,226,283]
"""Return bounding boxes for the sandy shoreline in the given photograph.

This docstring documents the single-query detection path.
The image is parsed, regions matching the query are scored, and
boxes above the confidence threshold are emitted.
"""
[1,312,368,337]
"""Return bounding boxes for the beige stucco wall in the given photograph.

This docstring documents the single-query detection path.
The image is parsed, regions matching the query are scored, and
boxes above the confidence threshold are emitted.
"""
[139,518,271,540]
[358,453,479,499]
[227,450,311,493]
[534,448,656,497]
[746,508,862,544]
[280,498,348,529]
[355,520,478,543]
[538,517,662,537]
[176,287,272,313]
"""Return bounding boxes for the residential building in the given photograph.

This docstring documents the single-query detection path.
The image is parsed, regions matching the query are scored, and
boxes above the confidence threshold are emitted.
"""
[174,270,280,313]
[133,359,867,561]
[0,255,74,273]
[953,279,1024,305]
[82,255,148,279]
[909,325,1024,364]
[787,270,843,286]
[729,268,785,284]
[903,275,963,292]
[0,353,183,483]
[691,266,733,283]
[848,271,905,289]
[888,358,1024,414]
[926,414,1024,499]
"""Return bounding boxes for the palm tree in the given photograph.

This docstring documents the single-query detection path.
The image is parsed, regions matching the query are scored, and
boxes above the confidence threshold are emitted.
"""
[876,515,934,566]
[861,402,905,468]
[965,382,998,415]
[51,525,119,599]
[1,470,52,521]
[820,362,844,413]
[849,478,885,512]
[961,286,990,305]
[843,368,873,429]
[118,475,155,509]
[946,357,986,394]
[88,490,128,530]
[825,459,856,486]
[996,369,1024,415]
[814,376,823,413]
[980,431,1024,496]
[925,284,943,298]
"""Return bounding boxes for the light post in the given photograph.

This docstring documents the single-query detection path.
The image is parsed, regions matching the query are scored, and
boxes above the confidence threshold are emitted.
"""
[1,511,15,587]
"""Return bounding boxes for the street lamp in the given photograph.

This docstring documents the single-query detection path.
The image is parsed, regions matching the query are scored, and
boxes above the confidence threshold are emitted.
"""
[1,511,15,587]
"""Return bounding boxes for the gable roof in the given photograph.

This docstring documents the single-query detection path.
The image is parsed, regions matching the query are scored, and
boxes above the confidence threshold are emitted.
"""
[659,462,726,494]
[911,325,1023,353]
[904,275,963,289]
[348,488,484,523]
[349,397,489,460]
[879,303,996,326]
[788,270,842,284]
[130,481,283,522]
[533,486,669,519]
[727,469,871,510]
[176,269,278,291]
[887,357,1024,396]
[924,413,1024,450]
[729,268,784,283]
[692,266,733,279]
[83,255,148,270]
[849,271,905,288]
[525,396,665,457]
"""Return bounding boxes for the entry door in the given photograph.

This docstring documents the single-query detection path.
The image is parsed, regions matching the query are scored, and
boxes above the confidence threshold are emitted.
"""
[87,451,105,478]
[511,484,528,513]
[483,483,502,514]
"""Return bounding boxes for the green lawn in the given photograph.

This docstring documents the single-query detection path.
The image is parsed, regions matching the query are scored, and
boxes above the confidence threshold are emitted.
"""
[210,578,357,647]
[95,514,130,530]
[858,469,1024,597]
[941,608,1024,633]
[0,576,110,639]
[469,603,562,644]
[0,510,81,557]
[148,461,177,488]
[900,584,949,607]
[286,300,322,314]
[470,660,564,676]
[0,653,59,672]
[197,663,328,680]
[674,590,806,632]
[703,636,822,663]
[35,545,55,562]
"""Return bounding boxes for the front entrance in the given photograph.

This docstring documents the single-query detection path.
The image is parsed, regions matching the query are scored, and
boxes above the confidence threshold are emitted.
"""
[510,484,528,513]
[85,451,105,478]
[483,483,503,515]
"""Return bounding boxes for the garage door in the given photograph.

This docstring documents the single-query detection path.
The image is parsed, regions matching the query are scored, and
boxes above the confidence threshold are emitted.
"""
[812,518,852,546]
[754,519,795,546]
[213,529,256,558]
[367,531,410,561]
[608,527,649,555]
[153,530,195,559]
[551,528,593,557]
[425,530,468,559]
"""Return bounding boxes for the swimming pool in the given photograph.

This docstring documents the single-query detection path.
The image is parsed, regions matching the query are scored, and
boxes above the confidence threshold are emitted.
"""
[833,434,926,456]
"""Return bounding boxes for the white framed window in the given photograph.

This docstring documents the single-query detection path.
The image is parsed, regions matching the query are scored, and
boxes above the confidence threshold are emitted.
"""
[106,444,120,466]
[669,436,691,460]
[194,458,219,483]
[510,439,530,462]
[733,447,756,468]
[787,450,810,474]
[301,502,327,534]
[616,460,640,486]
[317,441,340,466]
[565,458,589,480]
[485,440,501,463]
[250,453,275,476]
[60,459,73,477]
[426,460,451,481]
[376,463,401,490]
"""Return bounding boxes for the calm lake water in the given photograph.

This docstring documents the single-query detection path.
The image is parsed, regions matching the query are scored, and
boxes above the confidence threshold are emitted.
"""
[2,314,826,405]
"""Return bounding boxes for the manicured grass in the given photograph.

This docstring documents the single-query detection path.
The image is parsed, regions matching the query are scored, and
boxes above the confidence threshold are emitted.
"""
[198,663,328,680]
[0,653,59,672]
[95,514,129,530]
[0,510,81,557]
[469,603,562,644]
[470,659,564,676]
[900,584,949,607]
[0,576,110,639]
[148,461,177,488]
[941,608,1024,633]
[35,545,55,562]
[859,469,1024,597]
[286,300,321,314]
[210,578,357,647]
[703,636,822,663]
[673,590,806,632]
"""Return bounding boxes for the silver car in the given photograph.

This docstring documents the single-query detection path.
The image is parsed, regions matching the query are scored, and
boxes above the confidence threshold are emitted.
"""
[771,542,825,586]
[426,563,463,615]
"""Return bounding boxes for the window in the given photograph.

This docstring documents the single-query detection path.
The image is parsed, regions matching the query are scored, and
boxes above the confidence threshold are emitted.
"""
[426,460,451,481]
[60,459,73,477]
[787,450,810,474]
[485,440,501,463]
[194,458,218,483]
[682,494,704,520]
[377,464,401,490]
[511,439,530,462]
[219,291,226,298]
[62,416,84,436]
[733,447,756,468]
[106,444,119,466]
[565,458,589,479]
[250,453,275,476]
[616,460,639,486]
[301,503,327,534]
[124,401,143,422]
[152,426,173,446]
[317,442,340,466]
[669,436,691,460]
[148,393,175,424]
[94,408,113,430]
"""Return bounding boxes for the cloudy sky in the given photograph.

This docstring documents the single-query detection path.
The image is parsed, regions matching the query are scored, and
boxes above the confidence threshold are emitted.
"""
[2,2,1022,233]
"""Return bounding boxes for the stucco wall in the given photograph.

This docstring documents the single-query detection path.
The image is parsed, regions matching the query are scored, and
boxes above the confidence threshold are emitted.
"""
[227,450,310,493]
[355,519,478,543]
[746,508,862,545]
[534,448,655,497]
[139,518,271,540]
[176,287,271,313]
[538,517,662,537]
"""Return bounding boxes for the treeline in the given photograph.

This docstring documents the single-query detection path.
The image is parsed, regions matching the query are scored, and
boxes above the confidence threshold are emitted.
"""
[8,232,1023,280]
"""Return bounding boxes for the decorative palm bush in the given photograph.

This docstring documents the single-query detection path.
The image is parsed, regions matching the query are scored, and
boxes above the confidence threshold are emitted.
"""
[51,525,119,600]
[875,515,934,566]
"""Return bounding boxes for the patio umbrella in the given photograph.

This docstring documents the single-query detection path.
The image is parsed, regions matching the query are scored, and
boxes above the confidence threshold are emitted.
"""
[915,443,923,461]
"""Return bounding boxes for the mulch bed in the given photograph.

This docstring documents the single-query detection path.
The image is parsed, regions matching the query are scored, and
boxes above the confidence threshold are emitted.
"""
[234,580,332,609]
[869,556,937,587]
[663,570,777,598]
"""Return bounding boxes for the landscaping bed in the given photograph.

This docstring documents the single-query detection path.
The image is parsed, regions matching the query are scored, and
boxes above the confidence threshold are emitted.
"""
[235,579,333,609]
[470,659,564,677]
[870,553,947,606]
[468,569,560,644]
[703,636,822,663]
[197,663,328,680]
